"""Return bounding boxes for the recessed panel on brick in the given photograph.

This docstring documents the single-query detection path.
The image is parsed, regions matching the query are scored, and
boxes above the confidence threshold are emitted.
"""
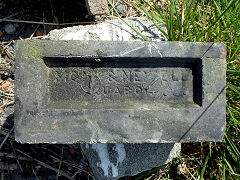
[14,40,226,143]
[44,57,201,109]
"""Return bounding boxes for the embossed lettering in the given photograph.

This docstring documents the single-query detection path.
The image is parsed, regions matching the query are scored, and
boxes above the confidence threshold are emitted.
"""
[124,86,132,95]
[50,68,193,100]
[53,70,63,83]
[134,71,141,82]
[135,86,142,95]
[172,70,180,81]
[108,70,117,82]
[103,86,110,94]
[122,70,131,82]
[70,70,79,82]
[114,87,121,94]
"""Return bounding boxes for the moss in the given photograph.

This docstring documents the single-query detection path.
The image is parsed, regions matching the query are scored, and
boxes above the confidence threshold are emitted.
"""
[15,40,42,61]
[25,44,42,61]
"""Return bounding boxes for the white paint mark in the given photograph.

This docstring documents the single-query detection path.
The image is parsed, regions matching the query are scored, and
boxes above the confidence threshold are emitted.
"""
[91,144,110,177]
[148,43,153,54]
[152,43,163,57]
[120,45,145,56]
[114,143,126,166]
[91,143,126,177]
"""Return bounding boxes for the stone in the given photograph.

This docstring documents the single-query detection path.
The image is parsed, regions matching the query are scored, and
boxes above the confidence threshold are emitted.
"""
[115,2,126,14]
[48,17,167,41]
[85,0,110,20]
[48,18,180,180]
[14,40,226,143]
[4,24,16,34]
[81,143,180,180]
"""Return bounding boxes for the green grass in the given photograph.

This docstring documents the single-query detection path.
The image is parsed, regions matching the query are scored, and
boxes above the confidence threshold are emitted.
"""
[110,0,240,179]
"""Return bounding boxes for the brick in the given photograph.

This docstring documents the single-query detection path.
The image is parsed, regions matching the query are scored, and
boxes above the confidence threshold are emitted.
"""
[14,40,226,143]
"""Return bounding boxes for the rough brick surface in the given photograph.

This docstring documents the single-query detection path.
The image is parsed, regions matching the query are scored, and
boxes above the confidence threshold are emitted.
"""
[14,40,226,143]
